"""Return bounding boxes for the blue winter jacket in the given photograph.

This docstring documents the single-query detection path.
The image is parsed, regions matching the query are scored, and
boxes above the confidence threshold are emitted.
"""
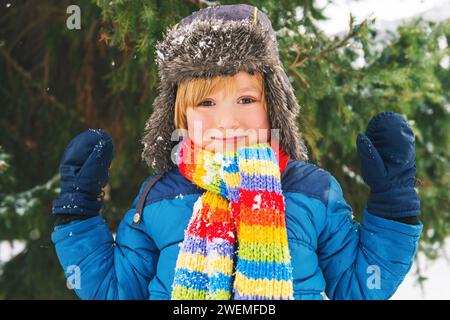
[51,159,423,300]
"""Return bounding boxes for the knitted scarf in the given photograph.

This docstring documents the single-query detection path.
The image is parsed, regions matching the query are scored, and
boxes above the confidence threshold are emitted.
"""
[171,137,294,300]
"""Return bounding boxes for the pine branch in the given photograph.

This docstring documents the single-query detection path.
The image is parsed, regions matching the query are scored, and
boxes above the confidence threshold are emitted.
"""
[0,47,75,117]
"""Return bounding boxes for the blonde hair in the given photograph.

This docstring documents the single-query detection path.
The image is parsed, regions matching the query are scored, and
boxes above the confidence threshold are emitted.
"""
[174,72,267,129]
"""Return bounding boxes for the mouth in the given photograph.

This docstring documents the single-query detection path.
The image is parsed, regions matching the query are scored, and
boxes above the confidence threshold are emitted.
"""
[211,136,246,143]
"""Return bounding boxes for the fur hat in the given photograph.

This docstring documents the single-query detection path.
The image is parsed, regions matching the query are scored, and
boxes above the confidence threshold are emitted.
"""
[141,4,308,173]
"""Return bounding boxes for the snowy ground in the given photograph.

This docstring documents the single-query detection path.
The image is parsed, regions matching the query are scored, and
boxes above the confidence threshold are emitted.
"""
[391,238,450,300]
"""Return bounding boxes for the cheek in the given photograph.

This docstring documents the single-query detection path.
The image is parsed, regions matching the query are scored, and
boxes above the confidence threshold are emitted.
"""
[246,109,269,129]
[186,108,214,146]
[241,107,270,142]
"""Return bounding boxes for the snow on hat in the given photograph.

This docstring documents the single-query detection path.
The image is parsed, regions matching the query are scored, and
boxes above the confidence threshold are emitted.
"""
[141,4,308,173]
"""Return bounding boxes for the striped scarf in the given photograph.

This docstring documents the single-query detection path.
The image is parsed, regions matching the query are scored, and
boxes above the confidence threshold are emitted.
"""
[171,137,293,300]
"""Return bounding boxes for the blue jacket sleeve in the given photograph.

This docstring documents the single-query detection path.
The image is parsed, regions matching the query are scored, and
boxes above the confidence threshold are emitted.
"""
[317,175,423,300]
[51,184,159,300]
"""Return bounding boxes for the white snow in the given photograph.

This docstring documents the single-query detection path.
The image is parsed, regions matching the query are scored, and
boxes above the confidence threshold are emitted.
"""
[14,197,39,216]
[252,193,262,210]
[440,55,449,69]
[213,152,223,164]
[201,152,223,185]
[219,157,233,180]
[172,34,186,45]
[438,35,448,50]
[391,238,450,299]
[205,238,230,276]
[193,196,203,214]
[0,241,26,264]
[315,0,449,36]
[156,50,165,61]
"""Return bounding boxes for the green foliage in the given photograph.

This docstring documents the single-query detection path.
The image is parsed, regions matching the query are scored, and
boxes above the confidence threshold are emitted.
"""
[282,17,450,253]
[0,0,448,298]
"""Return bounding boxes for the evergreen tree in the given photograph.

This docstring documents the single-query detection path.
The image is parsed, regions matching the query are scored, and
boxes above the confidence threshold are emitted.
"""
[0,0,448,298]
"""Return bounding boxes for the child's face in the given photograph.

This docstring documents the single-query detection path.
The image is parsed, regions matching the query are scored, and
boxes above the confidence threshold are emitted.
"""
[186,71,270,153]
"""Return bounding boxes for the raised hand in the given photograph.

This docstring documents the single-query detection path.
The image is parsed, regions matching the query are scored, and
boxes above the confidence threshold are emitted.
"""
[356,112,420,219]
[52,129,114,216]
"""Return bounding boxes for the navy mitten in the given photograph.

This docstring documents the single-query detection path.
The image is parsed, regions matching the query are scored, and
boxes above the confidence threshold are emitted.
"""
[356,112,420,219]
[52,129,114,217]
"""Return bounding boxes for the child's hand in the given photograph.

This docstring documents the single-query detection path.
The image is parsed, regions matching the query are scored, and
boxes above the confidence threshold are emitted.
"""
[52,129,114,216]
[356,112,420,218]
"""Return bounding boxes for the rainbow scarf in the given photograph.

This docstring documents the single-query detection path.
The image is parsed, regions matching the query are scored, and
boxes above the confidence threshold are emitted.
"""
[171,137,293,300]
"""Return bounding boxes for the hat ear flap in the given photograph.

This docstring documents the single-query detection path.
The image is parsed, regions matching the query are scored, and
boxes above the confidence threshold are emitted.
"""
[264,68,309,162]
[141,83,179,173]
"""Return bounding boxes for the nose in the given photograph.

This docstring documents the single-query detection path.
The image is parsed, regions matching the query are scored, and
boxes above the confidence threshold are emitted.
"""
[215,104,240,130]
